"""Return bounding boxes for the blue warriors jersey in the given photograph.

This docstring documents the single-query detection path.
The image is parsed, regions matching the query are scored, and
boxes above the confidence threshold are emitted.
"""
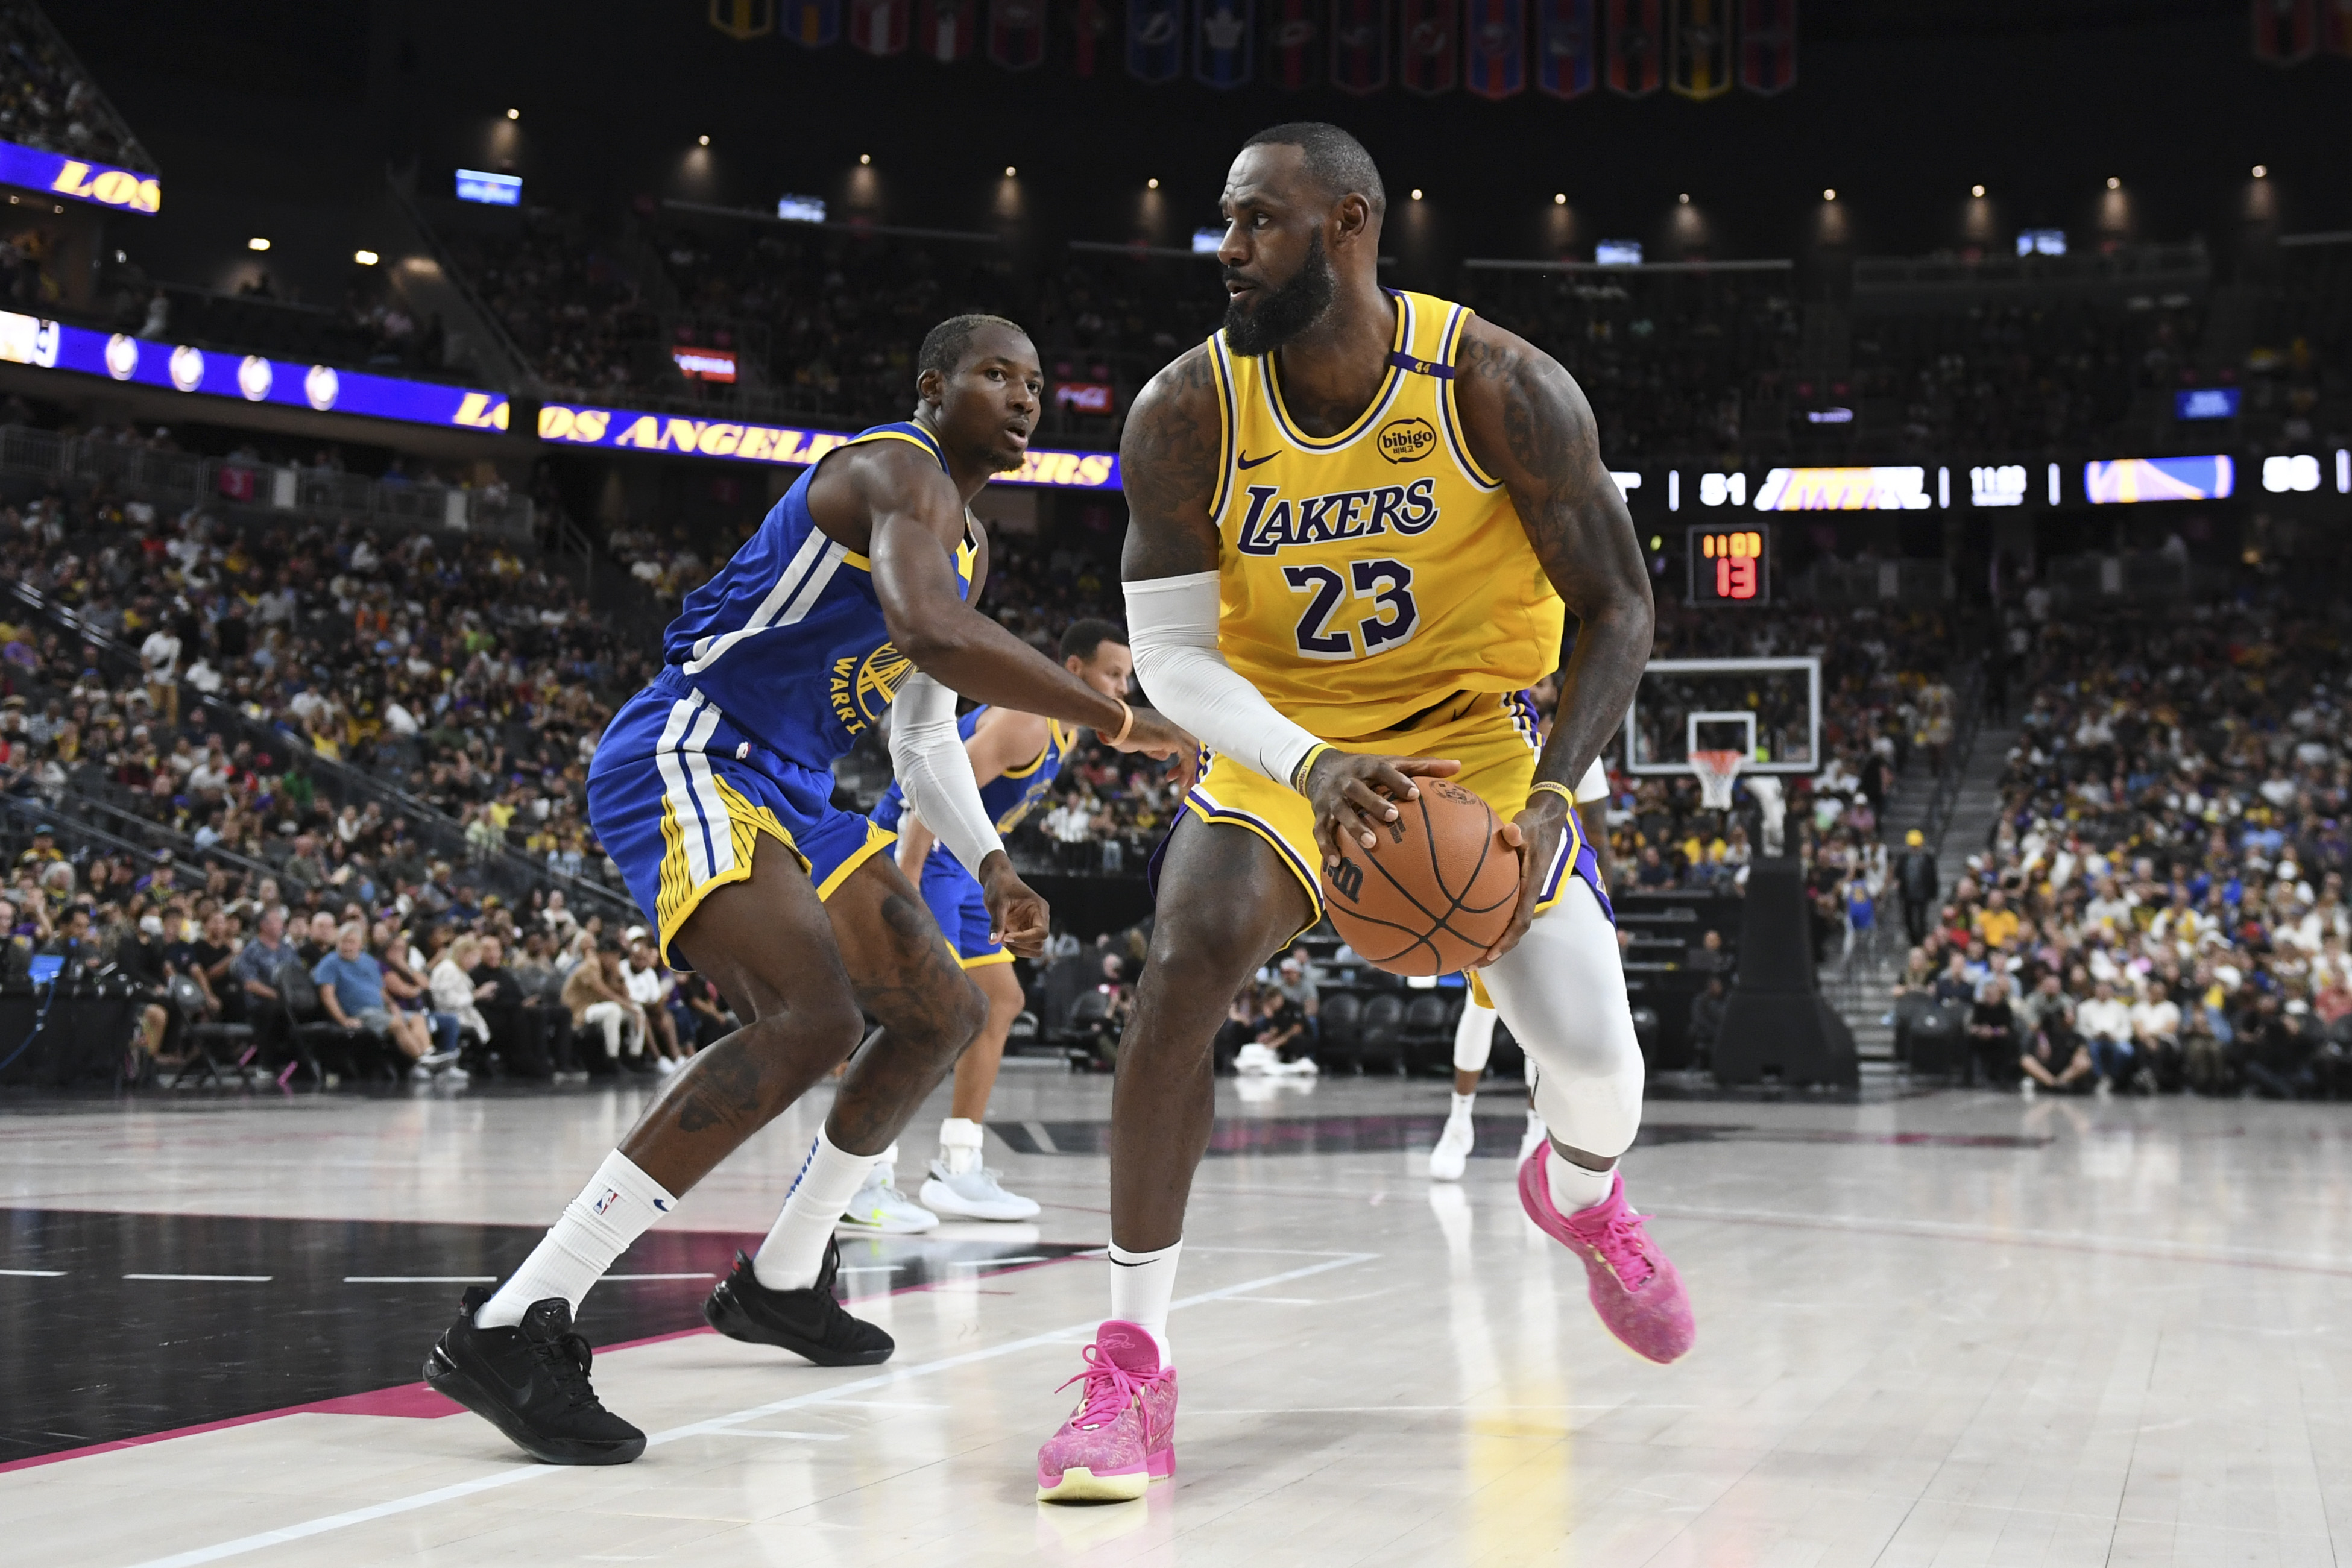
[660,420,975,767]
[871,706,1079,839]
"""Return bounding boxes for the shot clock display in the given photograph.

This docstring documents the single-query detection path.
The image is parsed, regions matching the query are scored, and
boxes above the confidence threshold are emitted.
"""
[1689,524,1769,605]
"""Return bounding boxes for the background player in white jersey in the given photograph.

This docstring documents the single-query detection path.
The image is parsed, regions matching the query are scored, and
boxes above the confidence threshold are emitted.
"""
[1429,757,1614,1180]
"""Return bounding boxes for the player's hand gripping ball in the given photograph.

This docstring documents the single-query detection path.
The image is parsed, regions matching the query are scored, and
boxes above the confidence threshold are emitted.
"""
[1319,779,1518,975]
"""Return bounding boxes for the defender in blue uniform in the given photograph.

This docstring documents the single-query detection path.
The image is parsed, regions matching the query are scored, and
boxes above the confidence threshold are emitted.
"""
[870,618,1134,1223]
[424,316,1191,1468]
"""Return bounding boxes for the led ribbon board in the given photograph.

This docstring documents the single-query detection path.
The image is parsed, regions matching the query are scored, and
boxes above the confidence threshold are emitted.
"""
[536,402,1121,488]
[1751,466,1929,510]
[2082,455,2233,504]
[0,140,159,214]
[0,311,511,431]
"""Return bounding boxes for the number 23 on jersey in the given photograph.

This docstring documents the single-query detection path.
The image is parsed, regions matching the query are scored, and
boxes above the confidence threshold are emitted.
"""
[1284,558,1419,662]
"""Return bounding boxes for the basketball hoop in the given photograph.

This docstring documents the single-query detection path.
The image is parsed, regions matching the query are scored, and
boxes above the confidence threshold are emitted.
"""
[1690,749,1745,811]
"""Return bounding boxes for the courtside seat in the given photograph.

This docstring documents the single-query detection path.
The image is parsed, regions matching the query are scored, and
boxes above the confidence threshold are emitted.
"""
[274,958,385,1084]
[1401,993,1454,1075]
[1317,991,1363,1059]
[165,972,256,1088]
[1355,993,1406,1075]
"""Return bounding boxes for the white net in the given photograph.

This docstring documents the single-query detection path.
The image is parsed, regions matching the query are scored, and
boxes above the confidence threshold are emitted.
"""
[1690,749,1745,812]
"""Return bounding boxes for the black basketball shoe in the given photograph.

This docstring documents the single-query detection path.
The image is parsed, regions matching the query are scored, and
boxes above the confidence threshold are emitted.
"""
[424,1288,647,1464]
[703,1238,895,1365]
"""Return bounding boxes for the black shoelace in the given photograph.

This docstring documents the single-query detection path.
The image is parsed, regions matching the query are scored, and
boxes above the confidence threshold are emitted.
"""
[529,1328,603,1410]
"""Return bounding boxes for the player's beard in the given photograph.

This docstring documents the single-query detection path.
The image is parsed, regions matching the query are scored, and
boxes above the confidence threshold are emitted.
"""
[1221,232,1336,357]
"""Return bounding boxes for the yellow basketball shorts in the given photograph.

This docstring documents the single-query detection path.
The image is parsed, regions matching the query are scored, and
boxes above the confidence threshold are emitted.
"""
[1166,690,1611,949]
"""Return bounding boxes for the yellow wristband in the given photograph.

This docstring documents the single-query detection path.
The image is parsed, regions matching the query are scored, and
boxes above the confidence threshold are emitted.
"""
[1290,743,1333,793]
[1529,780,1577,810]
[1109,700,1134,746]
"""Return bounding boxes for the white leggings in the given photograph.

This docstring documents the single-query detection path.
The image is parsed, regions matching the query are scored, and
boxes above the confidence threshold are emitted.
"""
[1472,877,1644,1160]
[1452,996,1500,1072]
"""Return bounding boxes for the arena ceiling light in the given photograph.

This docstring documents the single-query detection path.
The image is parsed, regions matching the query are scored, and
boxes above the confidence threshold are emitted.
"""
[1822,188,1836,201]
[353,250,379,266]
[505,107,519,120]
[2106,176,2121,189]
[1553,192,1566,205]
[247,237,270,251]
[1146,177,1158,189]
[1410,188,1423,201]
[859,153,871,165]
[2253,164,2268,178]
[1004,165,1017,177]
[1970,184,1986,198]
[698,134,710,146]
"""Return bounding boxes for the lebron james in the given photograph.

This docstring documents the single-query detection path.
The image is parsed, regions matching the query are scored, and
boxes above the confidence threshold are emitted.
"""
[1032,123,1694,1502]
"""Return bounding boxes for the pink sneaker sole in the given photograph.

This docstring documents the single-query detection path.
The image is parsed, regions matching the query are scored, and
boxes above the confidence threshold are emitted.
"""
[1518,1146,1695,1365]
[1036,1446,1174,1502]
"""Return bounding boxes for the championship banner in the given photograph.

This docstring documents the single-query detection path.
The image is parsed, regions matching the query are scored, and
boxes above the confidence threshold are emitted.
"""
[1067,0,1112,73]
[1129,0,1184,80]
[1667,0,1730,96]
[784,0,842,45]
[1464,0,1527,98]
[1196,0,1255,84]
[1738,0,1794,92]
[709,0,775,39]
[1401,0,1459,93]
[2253,0,2316,60]
[917,0,977,57]
[1605,0,1661,94]
[1329,0,1392,92]
[850,0,910,53]
[988,0,1050,65]
[1536,0,1597,97]
[1265,0,1321,87]
[2329,0,2352,51]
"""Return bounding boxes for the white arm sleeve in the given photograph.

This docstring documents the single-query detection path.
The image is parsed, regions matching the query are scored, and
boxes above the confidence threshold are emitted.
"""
[1125,571,1324,787]
[886,673,1004,880]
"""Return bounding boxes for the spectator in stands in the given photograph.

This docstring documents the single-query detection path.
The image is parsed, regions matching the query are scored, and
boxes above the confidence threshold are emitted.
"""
[1896,829,1938,945]
[1687,974,1728,1069]
[562,940,646,1072]
[2074,980,2136,1095]
[2241,995,2318,1100]
[1968,978,2019,1085]
[312,920,456,1080]
[622,934,684,1073]
[2132,980,2183,1093]
[428,931,496,1059]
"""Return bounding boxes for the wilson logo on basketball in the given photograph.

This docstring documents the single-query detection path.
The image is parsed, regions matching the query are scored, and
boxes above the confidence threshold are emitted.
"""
[1376,417,1437,464]
[1329,857,1366,901]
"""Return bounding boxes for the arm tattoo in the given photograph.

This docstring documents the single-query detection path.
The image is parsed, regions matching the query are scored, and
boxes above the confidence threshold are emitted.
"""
[1457,321,1655,795]
[1119,345,1224,582]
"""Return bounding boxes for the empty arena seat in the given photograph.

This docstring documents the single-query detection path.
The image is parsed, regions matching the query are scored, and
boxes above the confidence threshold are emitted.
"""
[1356,993,1406,1075]
[1317,991,1362,1054]
[1401,993,1454,1074]
[165,973,256,1088]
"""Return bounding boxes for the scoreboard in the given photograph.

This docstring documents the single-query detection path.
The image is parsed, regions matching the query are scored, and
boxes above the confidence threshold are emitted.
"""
[1688,524,1769,605]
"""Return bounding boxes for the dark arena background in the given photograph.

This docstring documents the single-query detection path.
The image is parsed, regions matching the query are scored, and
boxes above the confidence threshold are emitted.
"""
[3,2,2351,1562]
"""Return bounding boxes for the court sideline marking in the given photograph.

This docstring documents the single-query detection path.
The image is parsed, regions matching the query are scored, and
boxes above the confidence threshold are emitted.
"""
[118,1249,1377,1568]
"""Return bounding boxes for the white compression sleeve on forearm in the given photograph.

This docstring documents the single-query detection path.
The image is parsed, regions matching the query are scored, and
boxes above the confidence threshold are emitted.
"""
[1125,571,1323,787]
[887,672,1004,878]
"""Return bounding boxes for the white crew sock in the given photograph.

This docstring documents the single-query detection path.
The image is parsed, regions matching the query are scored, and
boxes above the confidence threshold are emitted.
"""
[1546,1146,1617,1216]
[1108,1239,1182,1366]
[1448,1091,1476,1121]
[939,1116,984,1176]
[476,1150,676,1328]
[752,1127,878,1291]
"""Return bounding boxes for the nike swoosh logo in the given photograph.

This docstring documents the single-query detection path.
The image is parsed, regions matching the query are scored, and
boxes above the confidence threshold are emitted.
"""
[653,1199,672,1212]
[1235,451,1279,470]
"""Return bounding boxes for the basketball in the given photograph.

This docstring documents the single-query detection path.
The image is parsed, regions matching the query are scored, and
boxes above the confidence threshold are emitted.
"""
[1319,779,1521,976]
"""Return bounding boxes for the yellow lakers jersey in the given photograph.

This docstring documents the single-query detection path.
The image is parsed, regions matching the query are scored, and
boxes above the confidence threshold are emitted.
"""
[1205,289,1566,741]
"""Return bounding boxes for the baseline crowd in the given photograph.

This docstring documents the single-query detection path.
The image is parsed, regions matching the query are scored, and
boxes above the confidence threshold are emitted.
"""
[1896,598,2352,1100]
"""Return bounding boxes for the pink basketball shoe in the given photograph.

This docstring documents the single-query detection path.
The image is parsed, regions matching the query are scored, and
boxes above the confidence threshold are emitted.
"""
[1519,1147,1694,1365]
[1035,1320,1178,1503]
